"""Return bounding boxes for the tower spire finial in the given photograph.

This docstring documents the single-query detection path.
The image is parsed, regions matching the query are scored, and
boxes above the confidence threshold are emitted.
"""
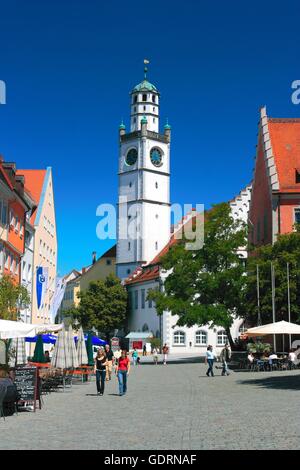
[144,59,150,79]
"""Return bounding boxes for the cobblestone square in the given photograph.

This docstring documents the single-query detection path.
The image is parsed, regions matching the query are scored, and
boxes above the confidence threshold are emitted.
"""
[1,358,300,450]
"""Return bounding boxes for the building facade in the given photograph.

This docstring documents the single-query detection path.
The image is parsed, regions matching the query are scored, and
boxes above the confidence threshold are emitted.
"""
[0,160,35,292]
[19,167,57,324]
[116,72,171,280]
[249,107,300,247]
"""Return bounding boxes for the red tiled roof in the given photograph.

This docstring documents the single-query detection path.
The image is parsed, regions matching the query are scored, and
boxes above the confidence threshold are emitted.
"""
[17,170,46,224]
[125,211,201,285]
[268,119,300,192]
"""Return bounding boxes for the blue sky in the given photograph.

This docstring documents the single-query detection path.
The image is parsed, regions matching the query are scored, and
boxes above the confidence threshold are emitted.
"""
[0,0,299,275]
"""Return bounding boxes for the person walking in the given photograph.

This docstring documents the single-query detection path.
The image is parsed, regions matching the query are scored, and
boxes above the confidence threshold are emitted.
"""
[205,345,216,377]
[162,344,169,365]
[220,343,231,376]
[94,347,107,396]
[143,344,147,356]
[132,348,138,366]
[152,347,159,365]
[116,350,130,396]
[105,344,114,381]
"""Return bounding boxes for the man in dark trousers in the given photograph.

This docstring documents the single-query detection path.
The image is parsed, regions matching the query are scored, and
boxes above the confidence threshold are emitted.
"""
[220,343,231,376]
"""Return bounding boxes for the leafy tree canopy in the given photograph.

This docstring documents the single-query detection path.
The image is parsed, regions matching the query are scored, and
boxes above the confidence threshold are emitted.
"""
[0,275,30,320]
[69,273,128,339]
[148,203,248,346]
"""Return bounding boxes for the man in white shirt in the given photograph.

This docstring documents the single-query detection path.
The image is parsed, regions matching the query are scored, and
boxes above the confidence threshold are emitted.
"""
[288,350,296,369]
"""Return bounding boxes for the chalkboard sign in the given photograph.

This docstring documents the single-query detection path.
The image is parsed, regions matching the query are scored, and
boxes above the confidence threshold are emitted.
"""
[14,367,40,411]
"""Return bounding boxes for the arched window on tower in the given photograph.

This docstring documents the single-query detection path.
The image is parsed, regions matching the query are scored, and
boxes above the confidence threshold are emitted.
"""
[143,106,146,111]
[152,95,156,103]
[142,94,147,102]
[155,182,158,189]
[134,95,137,103]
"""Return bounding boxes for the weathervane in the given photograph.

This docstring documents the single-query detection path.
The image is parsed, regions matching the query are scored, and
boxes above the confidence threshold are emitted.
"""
[144,59,150,79]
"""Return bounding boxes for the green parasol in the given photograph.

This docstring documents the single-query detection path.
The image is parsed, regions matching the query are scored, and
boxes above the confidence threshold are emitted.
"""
[32,334,46,363]
[86,332,94,366]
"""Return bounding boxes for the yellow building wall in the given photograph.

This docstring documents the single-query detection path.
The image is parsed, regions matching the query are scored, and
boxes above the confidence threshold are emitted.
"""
[79,258,115,292]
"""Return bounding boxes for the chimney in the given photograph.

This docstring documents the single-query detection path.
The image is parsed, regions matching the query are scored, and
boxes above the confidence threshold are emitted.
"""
[92,251,96,265]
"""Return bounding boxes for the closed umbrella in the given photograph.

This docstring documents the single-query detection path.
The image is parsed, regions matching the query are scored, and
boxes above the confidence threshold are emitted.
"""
[32,334,46,363]
[51,326,68,369]
[67,325,79,368]
[86,332,94,366]
[76,327,88,366]
[9,337,27,366]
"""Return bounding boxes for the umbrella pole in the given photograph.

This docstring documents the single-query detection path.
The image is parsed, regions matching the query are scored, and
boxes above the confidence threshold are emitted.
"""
[287,262,291,350]
[271,263,276,351]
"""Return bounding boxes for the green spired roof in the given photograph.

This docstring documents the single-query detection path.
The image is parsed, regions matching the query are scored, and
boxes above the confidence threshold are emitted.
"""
[132,79,158,93]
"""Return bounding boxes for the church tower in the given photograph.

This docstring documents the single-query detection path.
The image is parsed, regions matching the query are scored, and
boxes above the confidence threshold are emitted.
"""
[116,64,171,280]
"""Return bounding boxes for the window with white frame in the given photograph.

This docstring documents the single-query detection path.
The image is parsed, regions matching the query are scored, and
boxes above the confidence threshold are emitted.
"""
[28,263,32,282]
[195,330,207,346]
[141,289,145,309]
[173,331,186,345]
[9,210,14,227]
[4,250,8,269]
[2,203,7,225]
[10,255,14,273]
[22,261,26,281]
[294,208,300,226]
[15,216,19,232]
[217,330,227,346]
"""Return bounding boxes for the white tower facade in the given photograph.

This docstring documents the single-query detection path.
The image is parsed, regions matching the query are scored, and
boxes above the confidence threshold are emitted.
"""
[116,71,171,280]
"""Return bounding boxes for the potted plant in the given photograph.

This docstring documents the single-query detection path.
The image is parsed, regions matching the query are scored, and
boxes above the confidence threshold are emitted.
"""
[247,341,271,358]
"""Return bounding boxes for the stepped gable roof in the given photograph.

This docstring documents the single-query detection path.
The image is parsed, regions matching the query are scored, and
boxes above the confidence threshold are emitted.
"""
[267,118,300,192]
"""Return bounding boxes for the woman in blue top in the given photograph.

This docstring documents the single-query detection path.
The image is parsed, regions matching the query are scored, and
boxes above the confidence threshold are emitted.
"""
[205,345,216,377]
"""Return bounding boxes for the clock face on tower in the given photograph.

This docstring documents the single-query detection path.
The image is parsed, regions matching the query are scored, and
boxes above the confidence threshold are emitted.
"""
[150,147,163,167]
[125,148,138,166]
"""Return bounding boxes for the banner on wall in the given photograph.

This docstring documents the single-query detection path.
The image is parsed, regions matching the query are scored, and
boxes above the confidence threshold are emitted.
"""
[36,266,49,309]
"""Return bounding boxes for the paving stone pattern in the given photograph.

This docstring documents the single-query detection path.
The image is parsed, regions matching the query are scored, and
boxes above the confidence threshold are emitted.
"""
[1,359,300,450]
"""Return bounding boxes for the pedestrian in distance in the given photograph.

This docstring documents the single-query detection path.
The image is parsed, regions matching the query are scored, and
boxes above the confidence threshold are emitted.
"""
[94,347,107,396]
[115,350,130,396]
[205,345,216,377]
[132,348,138,366]
[220,343,231,376]
[152,347,159,365]
[162,343,169,365]
[105,344,114,381]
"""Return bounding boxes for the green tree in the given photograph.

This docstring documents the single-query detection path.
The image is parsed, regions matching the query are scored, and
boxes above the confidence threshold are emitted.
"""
[0,274,30,321]
[70,273,128,340]
[246,230,300,325]
[148,203,248,348]
[0,275,30,365]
